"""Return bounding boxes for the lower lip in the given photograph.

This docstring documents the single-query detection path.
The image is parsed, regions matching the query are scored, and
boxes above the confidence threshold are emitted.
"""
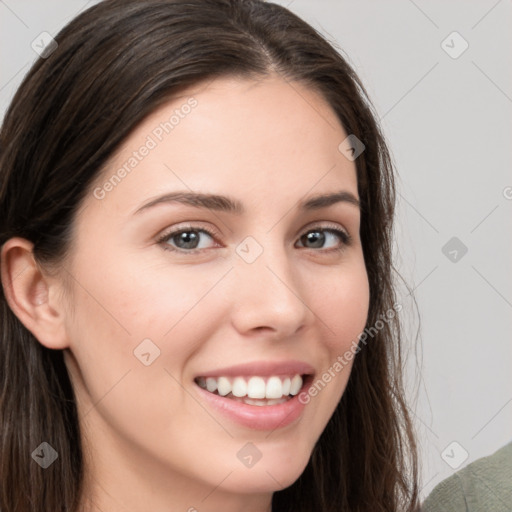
[194,379,310,431]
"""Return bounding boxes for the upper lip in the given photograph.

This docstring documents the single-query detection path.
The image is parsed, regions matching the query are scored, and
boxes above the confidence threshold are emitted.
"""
[195,360,315,378]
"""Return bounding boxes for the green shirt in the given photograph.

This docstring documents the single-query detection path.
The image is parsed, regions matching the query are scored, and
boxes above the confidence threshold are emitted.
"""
[422,441,512,511]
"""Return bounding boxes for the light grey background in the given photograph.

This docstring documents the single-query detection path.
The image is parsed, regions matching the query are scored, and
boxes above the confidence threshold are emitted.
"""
[1,0,511,501]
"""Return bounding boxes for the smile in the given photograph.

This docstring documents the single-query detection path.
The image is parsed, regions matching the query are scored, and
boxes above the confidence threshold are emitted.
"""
[192,361,315,430]
[194,374,304,406]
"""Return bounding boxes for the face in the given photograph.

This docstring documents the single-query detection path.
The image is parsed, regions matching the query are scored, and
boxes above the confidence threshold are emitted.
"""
[60,75,369,510]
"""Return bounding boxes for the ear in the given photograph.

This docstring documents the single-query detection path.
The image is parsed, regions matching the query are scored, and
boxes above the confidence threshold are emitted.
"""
[1,237,69,350]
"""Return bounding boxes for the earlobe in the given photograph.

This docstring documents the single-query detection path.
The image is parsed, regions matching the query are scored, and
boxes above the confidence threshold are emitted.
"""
[0,237,69,350]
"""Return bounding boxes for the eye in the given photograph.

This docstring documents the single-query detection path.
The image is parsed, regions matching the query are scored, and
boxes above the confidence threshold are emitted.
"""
[295,225,351,252]
[157,225,218,253]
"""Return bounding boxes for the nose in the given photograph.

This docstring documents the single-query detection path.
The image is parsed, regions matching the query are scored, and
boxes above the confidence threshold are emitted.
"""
[228,242,311,340]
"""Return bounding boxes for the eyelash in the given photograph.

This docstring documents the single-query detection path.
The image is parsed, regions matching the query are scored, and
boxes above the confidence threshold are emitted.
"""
[156,223,352,255]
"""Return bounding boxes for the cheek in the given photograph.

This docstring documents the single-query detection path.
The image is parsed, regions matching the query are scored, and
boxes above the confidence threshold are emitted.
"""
[312,258,370,352]
[293,256,369,415]
[64,259,233,455]
[66,253,231,380]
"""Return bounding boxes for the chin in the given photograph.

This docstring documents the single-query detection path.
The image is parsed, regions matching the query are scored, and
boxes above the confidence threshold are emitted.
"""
[221,443,312,494]
[224,465,307,495]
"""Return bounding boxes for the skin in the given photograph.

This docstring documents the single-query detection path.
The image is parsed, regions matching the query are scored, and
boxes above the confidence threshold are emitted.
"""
[1,74,369,512]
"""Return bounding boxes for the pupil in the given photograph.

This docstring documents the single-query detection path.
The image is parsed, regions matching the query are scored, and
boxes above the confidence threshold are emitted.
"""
[176,231,199,249]
[305,231,324,248]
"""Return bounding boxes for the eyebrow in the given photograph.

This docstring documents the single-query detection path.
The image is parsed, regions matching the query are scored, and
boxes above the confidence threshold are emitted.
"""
[134,189,360,215]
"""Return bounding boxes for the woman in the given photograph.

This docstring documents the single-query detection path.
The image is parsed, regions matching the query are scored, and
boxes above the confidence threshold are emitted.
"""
[0,0,419,510]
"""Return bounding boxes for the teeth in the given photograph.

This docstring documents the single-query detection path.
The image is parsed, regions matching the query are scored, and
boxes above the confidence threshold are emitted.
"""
[232,377,247,397]
[236,397,288,406]
[290,375,303,396]
[205,377,217,393]
[265,376,283,399]
[247,377,266,398]
[282,377,291,396]
[195,374,304,400]
[217,377,231,396]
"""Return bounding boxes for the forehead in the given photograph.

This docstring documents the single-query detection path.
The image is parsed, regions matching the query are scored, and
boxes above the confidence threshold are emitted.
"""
[88,74,358,214]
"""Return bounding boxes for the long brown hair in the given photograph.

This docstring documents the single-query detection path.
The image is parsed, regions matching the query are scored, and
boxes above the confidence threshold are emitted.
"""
[0,1,419,510]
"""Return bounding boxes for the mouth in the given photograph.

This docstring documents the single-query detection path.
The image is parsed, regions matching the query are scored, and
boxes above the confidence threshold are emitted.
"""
[194,373,310,406]
[192,360,315,430]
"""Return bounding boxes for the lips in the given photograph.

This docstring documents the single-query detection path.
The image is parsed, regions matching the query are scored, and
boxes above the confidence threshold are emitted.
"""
[195,360,315,379]
[192,360,315,428]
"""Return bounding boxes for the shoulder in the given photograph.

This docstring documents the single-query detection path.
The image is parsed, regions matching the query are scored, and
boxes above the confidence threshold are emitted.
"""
[421,440,512,512]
